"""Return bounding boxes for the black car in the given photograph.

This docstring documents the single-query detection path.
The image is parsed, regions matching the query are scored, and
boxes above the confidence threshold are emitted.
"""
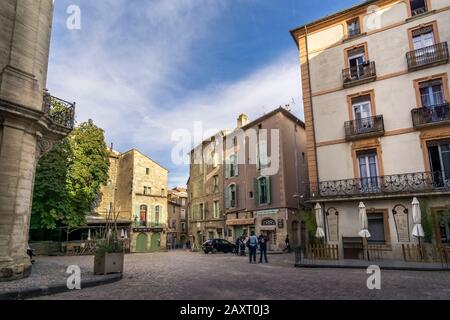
[202,239,235,254]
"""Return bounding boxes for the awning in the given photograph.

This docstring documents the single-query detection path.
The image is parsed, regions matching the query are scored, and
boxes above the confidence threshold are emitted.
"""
[226,218,255,226]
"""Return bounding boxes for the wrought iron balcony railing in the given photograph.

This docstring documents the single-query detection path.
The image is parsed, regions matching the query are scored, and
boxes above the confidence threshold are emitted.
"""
[411,103,450,128]
[406,42,449,71]
[344,115,385,141]
[42,91,75,130]
[342,61,376,88]
[308,171,450,200]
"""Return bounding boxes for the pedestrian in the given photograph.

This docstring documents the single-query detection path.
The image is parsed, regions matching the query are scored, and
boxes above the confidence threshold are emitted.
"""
[283,235,291,253]
[258,232,268,263]
[240,236,246,256]
[235,237,241,255]
[247,231,258,263]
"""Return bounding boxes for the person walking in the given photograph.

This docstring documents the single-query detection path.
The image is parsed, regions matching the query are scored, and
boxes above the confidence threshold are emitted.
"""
[235,237,241,255]
[258,232,268,263]
[283,235,291,253]
[247,231,258,263]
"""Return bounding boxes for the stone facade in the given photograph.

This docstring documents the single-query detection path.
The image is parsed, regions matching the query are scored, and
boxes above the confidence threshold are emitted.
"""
[94,149,169,253]
[0,1,74,281]
[167,187,188,248]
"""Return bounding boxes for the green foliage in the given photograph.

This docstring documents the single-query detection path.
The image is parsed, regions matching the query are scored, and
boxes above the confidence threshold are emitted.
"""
[31,119,110,230]
[95,234,124,256]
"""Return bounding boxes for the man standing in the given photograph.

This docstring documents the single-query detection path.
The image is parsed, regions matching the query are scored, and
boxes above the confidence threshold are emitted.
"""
[283,235,291,253]
[247,231,258,263]
[258,232,268,263]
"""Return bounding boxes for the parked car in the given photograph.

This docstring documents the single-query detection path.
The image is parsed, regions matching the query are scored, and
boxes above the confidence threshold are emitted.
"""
[202,239,236,254]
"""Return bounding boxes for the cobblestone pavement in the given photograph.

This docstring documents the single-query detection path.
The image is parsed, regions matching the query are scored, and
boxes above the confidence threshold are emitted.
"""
[32,251,450,300]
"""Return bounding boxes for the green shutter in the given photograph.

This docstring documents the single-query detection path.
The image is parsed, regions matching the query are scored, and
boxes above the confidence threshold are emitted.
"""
[151,205,156,225]
[254,178,259,205]
[266,177,271,204]
[225,186,230,208]
[235,184,238,207]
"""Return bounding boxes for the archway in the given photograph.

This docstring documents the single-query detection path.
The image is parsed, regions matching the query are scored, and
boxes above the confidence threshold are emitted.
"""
[136,233,148,253]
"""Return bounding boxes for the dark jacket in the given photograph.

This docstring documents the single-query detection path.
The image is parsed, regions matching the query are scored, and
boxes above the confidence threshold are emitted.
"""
[258,235,268,249]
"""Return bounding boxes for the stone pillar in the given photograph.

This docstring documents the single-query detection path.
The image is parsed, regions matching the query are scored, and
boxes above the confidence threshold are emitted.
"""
[0,0,56,281]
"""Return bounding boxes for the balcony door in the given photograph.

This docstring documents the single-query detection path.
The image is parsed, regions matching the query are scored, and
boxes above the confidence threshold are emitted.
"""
[352,96,373,133]
[420,79,446,122]
[412,27,436,63]
[358,151,379,192]
[428,140,450,187]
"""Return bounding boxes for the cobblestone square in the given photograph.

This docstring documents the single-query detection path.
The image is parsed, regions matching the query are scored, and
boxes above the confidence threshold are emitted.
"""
[32,251,450,300]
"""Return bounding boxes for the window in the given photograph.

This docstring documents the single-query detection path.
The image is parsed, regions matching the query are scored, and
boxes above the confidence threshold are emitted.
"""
[212,151,219,168]
[200,203,205,220]
[410,0,428,16]
[181,208,186,220]
[226,155,238,178]
[257,139,268,170]
[437,210,450,243]
[226,184,237,208]
[181,222,186,232]
[428,140,450,186]
[419,79,445,107]
[357,151,379,191]
[161,188,165,197]
[213,201,220,219]
[146,168,150,175]
[347,18,360,37]
[347,46,367,79]
[254,177,271,205]
[144,187,147,195]
[352,95,374,133]
[208,232,214,240]
[412,26,434,50]
[181,198,186,206]
[171,219,177,229]
[213,175,219,193]
[172,205,176,214]
[139,205,148,226]
[368,213,386,244]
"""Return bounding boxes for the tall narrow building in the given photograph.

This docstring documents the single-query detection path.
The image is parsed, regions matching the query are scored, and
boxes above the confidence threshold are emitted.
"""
[0,1,75,280]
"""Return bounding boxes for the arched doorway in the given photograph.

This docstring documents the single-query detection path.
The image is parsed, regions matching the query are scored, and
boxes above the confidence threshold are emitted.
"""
[150,233,161,252]
[136,233,148,253]
[292,221,300,246]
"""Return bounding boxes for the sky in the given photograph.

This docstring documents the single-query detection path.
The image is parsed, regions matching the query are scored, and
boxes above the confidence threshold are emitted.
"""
[48,0,362,187]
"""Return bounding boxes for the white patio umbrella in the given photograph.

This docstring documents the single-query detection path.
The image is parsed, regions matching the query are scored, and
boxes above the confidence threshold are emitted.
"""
[412,197,425,239]
[314,203,325,239]
[358,202,371,238]
[87,229,91,241]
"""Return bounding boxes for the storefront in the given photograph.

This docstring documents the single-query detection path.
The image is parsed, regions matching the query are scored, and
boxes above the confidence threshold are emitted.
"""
[226,218,255,241]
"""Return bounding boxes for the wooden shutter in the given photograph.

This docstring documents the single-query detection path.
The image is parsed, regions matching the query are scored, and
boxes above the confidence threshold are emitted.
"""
[225,186,230,208]
[235,185,238,208]
[151,205,156,224]
[266,177,271,204]
[225,157,230,179]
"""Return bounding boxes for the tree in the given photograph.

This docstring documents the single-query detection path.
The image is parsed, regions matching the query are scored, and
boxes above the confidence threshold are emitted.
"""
[31,119,110,231]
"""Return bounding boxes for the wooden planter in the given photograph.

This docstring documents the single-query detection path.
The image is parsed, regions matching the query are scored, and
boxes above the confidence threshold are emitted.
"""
[94,252,124,275]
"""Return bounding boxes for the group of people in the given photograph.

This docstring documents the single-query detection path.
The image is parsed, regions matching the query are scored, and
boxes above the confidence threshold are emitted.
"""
[235,232,291,264]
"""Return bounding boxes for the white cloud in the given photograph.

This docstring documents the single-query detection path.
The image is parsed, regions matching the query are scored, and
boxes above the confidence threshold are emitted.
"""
[47,0,303,187]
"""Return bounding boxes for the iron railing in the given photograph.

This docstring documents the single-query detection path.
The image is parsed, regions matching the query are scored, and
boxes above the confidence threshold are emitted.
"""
[342,61,376,87]
[406,42,449,70]
[308,171,450,199]
[411,103,450,128]
[42,91,75,130]
[344,115,385,141]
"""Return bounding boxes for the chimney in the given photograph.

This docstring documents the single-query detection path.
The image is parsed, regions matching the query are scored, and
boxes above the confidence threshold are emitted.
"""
[110,142,113,152]
[237,114,249,128]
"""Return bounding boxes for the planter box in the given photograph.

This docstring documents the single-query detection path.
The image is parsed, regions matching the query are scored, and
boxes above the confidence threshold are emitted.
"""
[94,252,124,275]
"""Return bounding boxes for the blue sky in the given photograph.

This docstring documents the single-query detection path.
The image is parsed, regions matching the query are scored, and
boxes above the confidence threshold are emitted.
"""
[48,0,362,187]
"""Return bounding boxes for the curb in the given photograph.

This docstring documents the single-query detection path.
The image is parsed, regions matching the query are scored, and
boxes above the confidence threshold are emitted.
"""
[0,273,123,300]
[295,263,450,271]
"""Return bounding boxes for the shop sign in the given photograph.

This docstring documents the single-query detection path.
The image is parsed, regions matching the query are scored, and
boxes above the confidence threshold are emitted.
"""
[255,209,279,216]
[277,219,284,229]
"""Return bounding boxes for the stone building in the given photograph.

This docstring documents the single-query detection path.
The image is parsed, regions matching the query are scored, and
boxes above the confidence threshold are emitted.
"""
[188,131,229,250]
[167,187,188,249]
[93,148,169,253]
[291,0,450,259]
[223,109,308,251]
[0,1,75,281]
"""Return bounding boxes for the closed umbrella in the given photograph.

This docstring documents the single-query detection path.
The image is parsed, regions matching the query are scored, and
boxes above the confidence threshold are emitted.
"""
[87,229,91,241]
[358,202,371,238]
[314,203,325,239]
[358,202,371,260]
[412,197,425,239]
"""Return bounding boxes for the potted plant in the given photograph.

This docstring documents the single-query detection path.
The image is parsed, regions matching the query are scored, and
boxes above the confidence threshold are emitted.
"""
[94,206,125,275]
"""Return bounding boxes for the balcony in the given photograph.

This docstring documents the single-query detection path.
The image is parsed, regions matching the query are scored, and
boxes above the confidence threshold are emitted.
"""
[411,103,450,129]
[406,42,449,71]
[342,61,376,88]
[308,171,450,200]
[42,91,76,130]
[344,115,385,141]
